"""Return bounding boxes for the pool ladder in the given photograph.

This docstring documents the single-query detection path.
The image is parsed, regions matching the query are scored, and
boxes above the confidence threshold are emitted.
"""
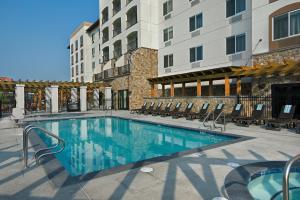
[282,154,300,200]
[23,125,65,168]
[202,111,226,132]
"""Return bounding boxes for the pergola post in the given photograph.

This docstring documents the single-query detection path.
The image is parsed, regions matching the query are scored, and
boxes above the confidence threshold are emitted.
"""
[209,80,213,96]
[182,83,186,96]
[15,84,25,114]
[225,76,230,96]
[80,86,87,112]
[237,78,242,95]
[162,84,165,97]
[197,80,202,96]
[151,83,156,97]
[38,89,42,111]
[50,85,59,113]
[170,81,175,97]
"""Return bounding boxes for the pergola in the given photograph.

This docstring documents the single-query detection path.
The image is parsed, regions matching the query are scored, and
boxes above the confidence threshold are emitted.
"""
[148,60,300,97]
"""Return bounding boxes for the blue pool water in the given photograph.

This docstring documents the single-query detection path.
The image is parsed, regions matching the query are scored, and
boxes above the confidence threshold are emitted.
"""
[248,169,300,200]
[32,117,235,176]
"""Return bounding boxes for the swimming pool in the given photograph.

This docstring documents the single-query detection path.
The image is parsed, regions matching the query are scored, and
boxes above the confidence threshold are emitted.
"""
[32,117,237,176]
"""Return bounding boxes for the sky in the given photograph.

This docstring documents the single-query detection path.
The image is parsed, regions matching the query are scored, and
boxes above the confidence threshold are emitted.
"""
[0,0,99,81]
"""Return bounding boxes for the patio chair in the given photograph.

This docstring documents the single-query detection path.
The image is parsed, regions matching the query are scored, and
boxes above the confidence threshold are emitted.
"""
[130,102,147,114]
[265,105,296,131]
[161,102,182,117]
[186,102,210,120]
[143,102,157,115]
[153,102,172,116]
[147,102,163,115]
[235,104,265,127]
[172,102,194,119]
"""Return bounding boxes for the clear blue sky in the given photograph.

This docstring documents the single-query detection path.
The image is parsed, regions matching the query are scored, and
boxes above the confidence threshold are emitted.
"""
[0,0,99,81]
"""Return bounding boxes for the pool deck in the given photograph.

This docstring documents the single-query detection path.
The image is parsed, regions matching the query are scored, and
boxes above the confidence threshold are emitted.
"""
[0,111,300,200]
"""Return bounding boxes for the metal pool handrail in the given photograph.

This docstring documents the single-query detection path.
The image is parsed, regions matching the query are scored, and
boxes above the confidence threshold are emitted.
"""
[23,125,65,167]
[202,112,212,130]
[283,154,300,200]
[213,111,226,132]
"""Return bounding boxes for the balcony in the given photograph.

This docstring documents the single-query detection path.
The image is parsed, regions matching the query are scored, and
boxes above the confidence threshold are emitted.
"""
[126,6,137,29]
[112,0,121,16]
[104,68,114,79]
[94,73,103,82]
[117,65,130,76]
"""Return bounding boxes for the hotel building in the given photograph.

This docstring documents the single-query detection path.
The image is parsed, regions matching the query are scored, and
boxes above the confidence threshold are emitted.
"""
[69,0,300,109]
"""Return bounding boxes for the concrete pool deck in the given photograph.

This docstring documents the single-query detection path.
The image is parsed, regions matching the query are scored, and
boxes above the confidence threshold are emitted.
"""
[0,111,300,200]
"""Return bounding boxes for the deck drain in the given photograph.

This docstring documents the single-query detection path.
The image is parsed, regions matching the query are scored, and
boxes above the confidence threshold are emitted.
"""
[227,162,240,168]
[212,197,228,200]
[140,167,153,173]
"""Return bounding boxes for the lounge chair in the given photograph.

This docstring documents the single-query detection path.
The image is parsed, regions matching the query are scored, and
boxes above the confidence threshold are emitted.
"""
[161,102,182,117]
[296,121,300,134]
[209,103,225,120]
[153,102,172,116]
[144,102,157,115]
[265,105,296,131]
[130,102,147,114]
[186,102,210,120]
[172,102,194,119]
[235,104,265,127]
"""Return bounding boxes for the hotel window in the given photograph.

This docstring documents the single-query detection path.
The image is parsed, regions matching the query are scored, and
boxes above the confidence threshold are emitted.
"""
[76,65,78,75]
[81,76,84,83]
[190,13,203,32]
[273,9,300,40]
[226,33,246,55]
[75,40,78,50]
[190,46,203,63]
[226,0,246,18]
[163,0,173,16]
[80,36,83,47]
[71,56,74,65]
[71,44,74,54]
[80,49,84,60]
[92,33,95,43]
[71,67,74,77]
[163,27,173,42]
[76,78,79,82]
[81,63,84,73]
[92,62,96,70]
[75,53,78,63]
[92,48,95,58]
[164,54,173,68]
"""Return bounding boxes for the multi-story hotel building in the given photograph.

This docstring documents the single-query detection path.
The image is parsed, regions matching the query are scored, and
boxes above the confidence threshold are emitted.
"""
[69,0,300,109]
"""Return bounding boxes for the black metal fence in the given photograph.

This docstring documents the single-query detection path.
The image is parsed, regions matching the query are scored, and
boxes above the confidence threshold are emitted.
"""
[0,92,15,117]
[237,96,273,118]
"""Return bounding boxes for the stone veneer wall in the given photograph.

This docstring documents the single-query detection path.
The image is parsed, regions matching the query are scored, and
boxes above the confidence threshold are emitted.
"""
[144,96,237,114]
[110,48,158,110]
[252,46,300,96]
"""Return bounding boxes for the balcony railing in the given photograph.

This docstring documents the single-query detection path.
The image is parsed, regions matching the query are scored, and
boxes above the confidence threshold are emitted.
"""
[113,7,121,15]
[127,39,138,52]
[113,28,122,37]
[117,65,130,76]
[127,19,137,29]
[104,69,114,79]
[94,73,103,82]
[102,55,110,64]
[113,48,122,59]
[102,37,109,44]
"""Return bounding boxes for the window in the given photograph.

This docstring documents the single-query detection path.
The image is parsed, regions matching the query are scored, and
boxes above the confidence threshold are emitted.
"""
[80,36,83,47]
[76,65,78,75]
[226,33,246,55]
[92,33,95,43]
[190,13,203,32]
[226,0,246,18]
[71,56,74,65]
[75,53,78,63]
[190,46,203,62]
[71,67,74,77]
[81,63,84,73]
[81,76,84,83]
[92,62,96,70]
[92,48,95,58]
[164,54,173,68]
[273,9,300,40]
[71,44,74,54]
[163,27,173,42]
[80,49,84,60]
[163,0,173,16]
[75,40,78,50]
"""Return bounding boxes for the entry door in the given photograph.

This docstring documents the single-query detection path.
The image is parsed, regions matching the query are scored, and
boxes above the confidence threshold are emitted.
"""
[118,90,129,110]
